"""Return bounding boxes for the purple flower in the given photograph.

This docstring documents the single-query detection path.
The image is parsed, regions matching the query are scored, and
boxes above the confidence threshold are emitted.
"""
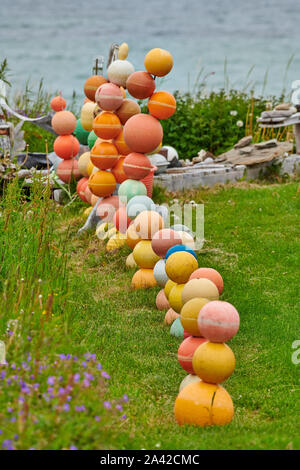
[0,371,6,379]
[26,354,31,362]
[121,414,127,420]
[95,416,101,422]
[81,361,87,368]
[103,401,111,409]
[83,379,90,388]
[47,376,55,386]
[2,439,14,450]
[21,383,30,394]
[63,403,70,412]
[66,354,71,360]
[10,417,16,423]
[18,396,25,403]
[58,387,66,397]
[75,405,85,412]
[7,407,13,413]
[0,430,2,435]
[123,394,129,403]
[14,434,19,441]
[67,395,72,402]
[59,354,66,360]
[27,336,32,342]
[96,363,102,371]
[73,356,78,362]
[116,404,123,411]
[101,371,110,379]
[33,383,40,391]
[11,363,16,370]
[69,445,78,450]
[73,373,80,383]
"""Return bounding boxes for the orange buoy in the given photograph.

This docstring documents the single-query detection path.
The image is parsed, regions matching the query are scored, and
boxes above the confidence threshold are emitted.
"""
[174,381,234,427]
[84,75,107,101]
[93,112,122,140]
[54,135,80,160]
[148,91,176,119]
[88,170,116,197]
[90,141,119,170]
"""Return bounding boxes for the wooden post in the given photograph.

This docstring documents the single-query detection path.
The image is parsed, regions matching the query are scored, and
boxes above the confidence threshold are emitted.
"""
[294,123,300,154]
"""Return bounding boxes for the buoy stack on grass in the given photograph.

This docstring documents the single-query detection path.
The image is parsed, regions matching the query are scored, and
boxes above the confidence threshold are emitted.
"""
[174,267,240,427]
[164,247,198,337]
[51,96,81,184]
[130,210,164,289]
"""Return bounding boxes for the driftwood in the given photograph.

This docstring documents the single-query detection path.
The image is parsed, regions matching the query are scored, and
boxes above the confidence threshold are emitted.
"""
[216,140,293,166]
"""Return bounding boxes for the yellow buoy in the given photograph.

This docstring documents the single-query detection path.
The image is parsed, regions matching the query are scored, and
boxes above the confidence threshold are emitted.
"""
[118,42,129,60]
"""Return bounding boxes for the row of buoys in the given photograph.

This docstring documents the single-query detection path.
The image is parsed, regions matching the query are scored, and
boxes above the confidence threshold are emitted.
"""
[50,96,81,183]
[152,240,240,426]
[50,44,240,428]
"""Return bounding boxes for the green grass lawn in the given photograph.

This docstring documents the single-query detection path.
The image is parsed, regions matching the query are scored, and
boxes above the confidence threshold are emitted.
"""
[1,179,299,450]
[64,181,300,450]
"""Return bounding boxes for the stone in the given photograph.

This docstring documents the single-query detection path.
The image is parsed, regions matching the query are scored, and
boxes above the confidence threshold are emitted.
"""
[234,135,252,149]
[239,146,253,155]
[275,103,291,111]
[254,139,277,149]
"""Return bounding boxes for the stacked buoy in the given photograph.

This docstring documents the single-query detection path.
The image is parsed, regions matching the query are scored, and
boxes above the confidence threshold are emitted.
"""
[50,45,240,429]
[174,268,240,427]
[50,95,81,183]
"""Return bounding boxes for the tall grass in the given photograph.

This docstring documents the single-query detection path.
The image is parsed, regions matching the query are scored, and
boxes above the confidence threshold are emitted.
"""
[0,179,128,449]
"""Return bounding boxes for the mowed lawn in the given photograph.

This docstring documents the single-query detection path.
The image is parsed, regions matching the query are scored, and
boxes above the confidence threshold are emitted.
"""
[62,181,300,450]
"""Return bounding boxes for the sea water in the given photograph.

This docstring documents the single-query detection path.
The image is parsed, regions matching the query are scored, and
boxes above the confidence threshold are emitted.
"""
[1,0,299,99]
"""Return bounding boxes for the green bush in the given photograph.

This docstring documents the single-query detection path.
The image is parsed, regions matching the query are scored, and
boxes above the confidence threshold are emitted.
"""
[160,89,279,158]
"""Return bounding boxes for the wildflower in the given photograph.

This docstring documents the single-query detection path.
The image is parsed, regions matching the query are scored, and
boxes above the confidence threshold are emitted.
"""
[7,407,13,413]
[101,371,110,380]
[121,414,127,420]
[2,439,14,450]
[58,387,66,397]
[81,361,87,368]
[83,379,90,388]
[0,371,6,379]
[59,354,66,360]
[103,401,111,409]
[10,417,16,423]
[236,120,244,127]
[116,404,123,411]
[33,383,40,391]
[75,405,85,412]
[27,336,32,342]
[96,363,102,371]
[230,110,237,116]
[47,376,55,386]
[266,101,272,110]
[122,394,129,403]
[95,416,101,422]
[73,373,80,383]
[21,383,30,394]
[63,403,70,412]
[69,445,78,450]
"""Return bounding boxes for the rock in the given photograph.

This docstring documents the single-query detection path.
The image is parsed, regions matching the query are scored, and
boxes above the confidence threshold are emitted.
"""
[234,135,252,149]
[275,103,291,111]
[192,157,202,164]
[254,139,278,149]
[239,146,253,155]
